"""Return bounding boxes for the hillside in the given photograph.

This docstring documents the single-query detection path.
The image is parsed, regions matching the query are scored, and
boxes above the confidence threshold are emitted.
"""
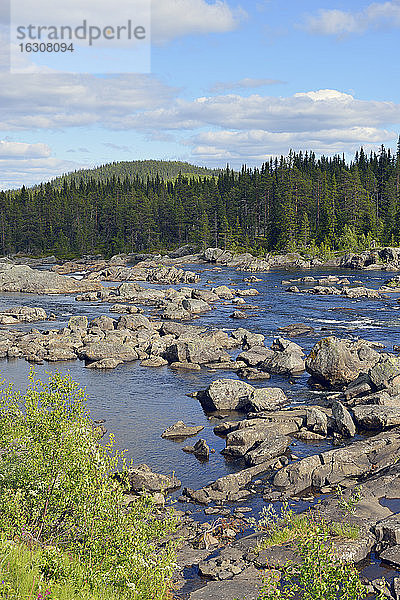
[50,159,221,187]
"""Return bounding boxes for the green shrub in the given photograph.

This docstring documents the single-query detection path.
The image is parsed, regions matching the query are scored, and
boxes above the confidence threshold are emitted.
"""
[0,371,177,599]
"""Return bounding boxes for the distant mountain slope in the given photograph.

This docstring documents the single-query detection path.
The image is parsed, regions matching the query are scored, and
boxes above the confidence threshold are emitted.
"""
[51,159,221,186]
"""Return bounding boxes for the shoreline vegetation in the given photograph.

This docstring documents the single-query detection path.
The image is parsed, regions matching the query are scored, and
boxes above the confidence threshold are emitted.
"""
[0,371,178,600]
[1,144,400,259]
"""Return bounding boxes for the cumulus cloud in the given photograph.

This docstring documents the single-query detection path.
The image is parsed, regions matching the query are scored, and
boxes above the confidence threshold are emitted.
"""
[210,77,284,93]
[189,126,395,163]
[7,0,244,45]
[304,1,400,36]
[117,89,400,134]
[0,71,176,130]
[0,141,51,159]
[0,156,85,189]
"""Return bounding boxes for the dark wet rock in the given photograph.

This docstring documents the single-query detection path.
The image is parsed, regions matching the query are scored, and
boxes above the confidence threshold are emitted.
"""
[125,463,181,493]
[353,405,400,430]
[273,429,400,493]
[196,379,287,413]
[183,439,210,460]
[332,401,356,437]
[0,263,101,294]
[277,323,315,337]
[306,336,380,387]
[162,420,204,439]
[0,306,47,324]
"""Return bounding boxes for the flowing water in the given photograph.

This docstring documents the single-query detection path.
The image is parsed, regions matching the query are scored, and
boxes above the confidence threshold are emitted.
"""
[0,265,399,499]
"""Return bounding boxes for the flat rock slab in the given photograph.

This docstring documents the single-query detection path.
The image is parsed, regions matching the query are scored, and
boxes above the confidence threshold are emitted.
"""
[162,420,204,439]
[189,575,263,600]
[379,544,400,568]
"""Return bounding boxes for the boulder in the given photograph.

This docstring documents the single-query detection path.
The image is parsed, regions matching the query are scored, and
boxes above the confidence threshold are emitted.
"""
[306,337,380,387]
[183,439,210,460]
[261,337,305,375]
[277,323,315,337]
[79,341,138,362]
[182,298,211,314]
[273,429,400,493]
[353,406,400,430]
[245,432,291,466]
[230,310,247,319]
[126,464,181,492]
[0,306,47,324]
[332,401,356,437]
[306,407,328,436]
[0,263,101,294]
[368,354,400,396]
[196,379,287,412]
[161,420,204,439]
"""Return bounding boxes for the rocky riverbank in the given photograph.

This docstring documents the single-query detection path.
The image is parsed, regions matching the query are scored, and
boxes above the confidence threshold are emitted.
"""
[1,249,400,599]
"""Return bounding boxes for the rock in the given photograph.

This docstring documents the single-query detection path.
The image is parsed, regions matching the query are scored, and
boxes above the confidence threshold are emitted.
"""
[141,356,168,367]
[379,545,400,568]
[126,464,181,493]
[161,421,204,439]
[306,407,328,436]
[332,401,356,437]
[273,429,400,493]
[277,323,315,337]
[110,304,141,314]
[245,432,292,466]
[238,346,274,367]
[237,367,271,380]
[261,337,305,375]
[306,336,380,387]
[188,577,263,600]
[170,361,201,370]
[230,310,247,319]
[46,347,77,361]
[0,263,101,294]
[68,315,88,332]
[79,341,138,362]
[368,354,400,395]
[249,387,288,412]
[212,285,236,299]
[183,439,210,460]
[161,303,192,321]
[90,315,116,330]
[196,379,255,411]
[353,405,400,430]
[223,423,280,458]
[236,288,259,296]
[344,374,373,400]
[85,358,123,369]
[196,379,287,412]
[182,298,211,314]
[375,515,400,545]
[0,306,47,324]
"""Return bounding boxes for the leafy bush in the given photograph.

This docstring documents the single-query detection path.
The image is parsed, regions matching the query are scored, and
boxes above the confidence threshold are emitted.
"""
[0,371,177,599]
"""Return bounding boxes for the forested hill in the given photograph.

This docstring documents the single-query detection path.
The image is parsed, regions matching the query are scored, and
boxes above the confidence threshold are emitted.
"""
[1,144,399,258]
[50,160,221,187]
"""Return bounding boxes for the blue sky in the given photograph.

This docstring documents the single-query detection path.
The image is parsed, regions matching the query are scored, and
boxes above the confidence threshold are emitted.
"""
[1,0,400,188]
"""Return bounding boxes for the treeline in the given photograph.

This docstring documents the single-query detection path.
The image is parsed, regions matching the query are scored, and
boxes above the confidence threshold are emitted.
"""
[1,143,400,257]
[49,159,220,187]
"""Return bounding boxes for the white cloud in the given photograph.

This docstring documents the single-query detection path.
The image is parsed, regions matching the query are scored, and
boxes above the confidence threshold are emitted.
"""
[7,0,244,44]
[152,0,246,43]
[0,141,51,159]
[0,71,176,130]
[210,77,284,93]
[0,156,86,190]
[190,126,395,163]
[304,1,400,36]
[118,89,400,134]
